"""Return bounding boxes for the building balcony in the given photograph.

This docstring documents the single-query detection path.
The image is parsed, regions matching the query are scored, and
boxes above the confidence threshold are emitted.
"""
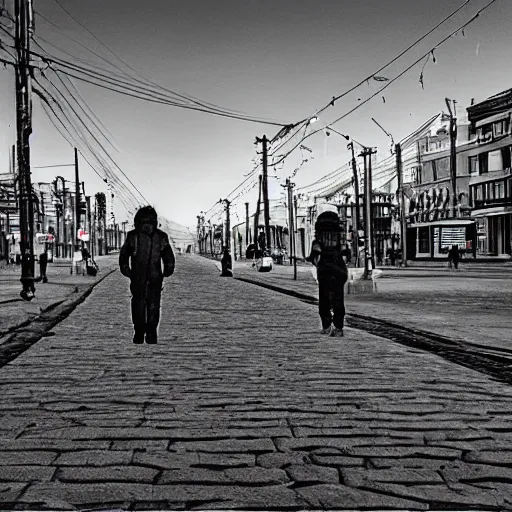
[473,197,512,210]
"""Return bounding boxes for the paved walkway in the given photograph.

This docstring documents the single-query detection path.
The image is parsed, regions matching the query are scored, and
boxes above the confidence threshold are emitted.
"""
[1,254,512,509]
[0,255,119,336]
[232,259,512,353]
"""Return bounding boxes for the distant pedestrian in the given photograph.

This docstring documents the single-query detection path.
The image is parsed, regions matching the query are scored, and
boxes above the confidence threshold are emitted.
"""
[448,244,459,269]
[220,246,233,277]
[307,211,348,337]
[39,250,48,283]
[119,206,175,344]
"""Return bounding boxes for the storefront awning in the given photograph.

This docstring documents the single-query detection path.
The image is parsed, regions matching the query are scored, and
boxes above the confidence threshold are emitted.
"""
[472,206,512,217]
[409,219,475,227]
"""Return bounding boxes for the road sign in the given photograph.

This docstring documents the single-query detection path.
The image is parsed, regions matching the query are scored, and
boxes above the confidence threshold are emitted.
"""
[77,229,89,242]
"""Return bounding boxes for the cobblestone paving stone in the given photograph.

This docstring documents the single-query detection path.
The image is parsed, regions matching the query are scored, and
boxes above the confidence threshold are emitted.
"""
[1,254,512,509]
[232,259,512,353]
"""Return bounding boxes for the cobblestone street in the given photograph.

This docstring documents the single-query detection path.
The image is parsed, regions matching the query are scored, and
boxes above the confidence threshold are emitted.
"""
[1,254,512,509]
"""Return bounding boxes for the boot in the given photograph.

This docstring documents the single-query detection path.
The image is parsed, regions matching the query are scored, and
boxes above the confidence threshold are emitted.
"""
[145,329,158,344]
[330,327,344,338]
[133,328,144,344]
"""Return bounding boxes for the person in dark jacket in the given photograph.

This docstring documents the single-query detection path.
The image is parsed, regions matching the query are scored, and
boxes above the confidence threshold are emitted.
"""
[119,206,175,344]
[308,211,348,337]
[448,244,459,269]
[220,247,233,277]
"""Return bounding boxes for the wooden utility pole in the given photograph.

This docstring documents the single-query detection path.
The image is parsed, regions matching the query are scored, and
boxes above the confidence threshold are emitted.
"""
[395,143,408,266]
[256,136,271,253]
[360,147,377,278]
[15,0,35,300]
[221,199,231,253]
[245,202,249,250]
[348,142,361,267]
[74,148,80,252]
[284,178,297,280]
[86,195,91,254]
[209,221,214,256]
[445,98,458,218]
[254,174,262,251]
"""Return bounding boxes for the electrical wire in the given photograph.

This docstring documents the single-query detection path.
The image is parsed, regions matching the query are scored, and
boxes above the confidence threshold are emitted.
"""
[37,7,286,124]
[32,53,288,126]
[33,78,141,213]
[38,72,144,204]
[269,0,499,169]
[287,0,476,131]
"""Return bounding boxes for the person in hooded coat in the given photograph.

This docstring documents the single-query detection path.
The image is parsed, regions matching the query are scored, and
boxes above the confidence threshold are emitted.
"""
[119,206,175,344]
[307,211,348,337]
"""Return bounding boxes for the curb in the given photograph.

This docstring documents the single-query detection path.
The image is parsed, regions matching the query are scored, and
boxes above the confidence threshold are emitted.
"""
[0,268,117,369]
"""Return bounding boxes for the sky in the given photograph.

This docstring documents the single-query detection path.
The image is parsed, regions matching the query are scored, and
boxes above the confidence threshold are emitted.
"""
[1,0,511,231]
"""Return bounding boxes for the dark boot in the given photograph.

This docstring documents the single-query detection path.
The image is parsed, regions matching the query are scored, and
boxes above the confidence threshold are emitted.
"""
[133,327,145,344]
[145,329,158,344]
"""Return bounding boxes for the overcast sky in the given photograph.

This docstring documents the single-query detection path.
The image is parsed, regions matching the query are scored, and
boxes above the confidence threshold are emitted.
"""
[1,0,511,229]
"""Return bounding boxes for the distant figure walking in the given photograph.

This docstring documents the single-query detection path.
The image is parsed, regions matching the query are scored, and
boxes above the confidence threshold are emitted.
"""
[307,211,348,337]
[220,247,233,277]
[119,206,175,344]
[448,244,459,269]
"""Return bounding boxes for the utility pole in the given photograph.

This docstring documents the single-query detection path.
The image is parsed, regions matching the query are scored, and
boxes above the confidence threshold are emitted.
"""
[348,142,361,267]
[445,98,458,218]
[254,174,262,252]
[74,148,80,252]
[360,147,377,278]
[196,215,201,254]
[368,147,376,272]
[221,199,231,253]
[395,143,408,266]
[86,195,91,254]
[15,0,35,300]
[209,220,213,256]
[256,135,271,254]
[284,178,297,280]
[245,202,249,251]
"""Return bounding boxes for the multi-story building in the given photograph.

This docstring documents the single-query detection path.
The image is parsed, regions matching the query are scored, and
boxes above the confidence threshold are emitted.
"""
[466,88,512,258]
[403,112,477,260]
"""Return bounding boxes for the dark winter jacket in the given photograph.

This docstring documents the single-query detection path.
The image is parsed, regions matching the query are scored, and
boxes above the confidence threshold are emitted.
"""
[119,208,175,289]
[308,239,348,282]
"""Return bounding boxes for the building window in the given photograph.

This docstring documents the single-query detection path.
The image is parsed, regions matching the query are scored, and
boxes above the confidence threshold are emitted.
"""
[435,157,450,179]
[469,156,479,175]
[502,146,512,170]
[494,121,505,137]
[422,161,435,182]
[495,180,505,200]
[418,226,430,254]
[479,152,489,174]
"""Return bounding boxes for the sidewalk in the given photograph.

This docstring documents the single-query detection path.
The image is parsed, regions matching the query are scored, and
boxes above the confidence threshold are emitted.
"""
[0,254,119,337]
[230,258,512,354]
[0,253,511,509]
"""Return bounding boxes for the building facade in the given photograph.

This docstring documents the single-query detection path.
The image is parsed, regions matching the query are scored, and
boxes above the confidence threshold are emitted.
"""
[466,89,512,258]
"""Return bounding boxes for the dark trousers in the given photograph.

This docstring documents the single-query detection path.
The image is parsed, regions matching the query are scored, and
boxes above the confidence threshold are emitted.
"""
[318,273,346,330]
[130,280,163,333]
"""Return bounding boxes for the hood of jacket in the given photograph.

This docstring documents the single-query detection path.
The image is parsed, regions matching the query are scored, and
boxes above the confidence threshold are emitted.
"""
[134,206,158,232]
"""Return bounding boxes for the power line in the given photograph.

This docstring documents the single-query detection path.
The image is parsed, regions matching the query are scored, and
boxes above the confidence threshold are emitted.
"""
[268,0,499,169]
[30,50,289,127]
[39,4,285,123]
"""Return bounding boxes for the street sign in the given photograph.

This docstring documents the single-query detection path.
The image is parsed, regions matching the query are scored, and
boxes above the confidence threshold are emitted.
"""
[77,229,89,242]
